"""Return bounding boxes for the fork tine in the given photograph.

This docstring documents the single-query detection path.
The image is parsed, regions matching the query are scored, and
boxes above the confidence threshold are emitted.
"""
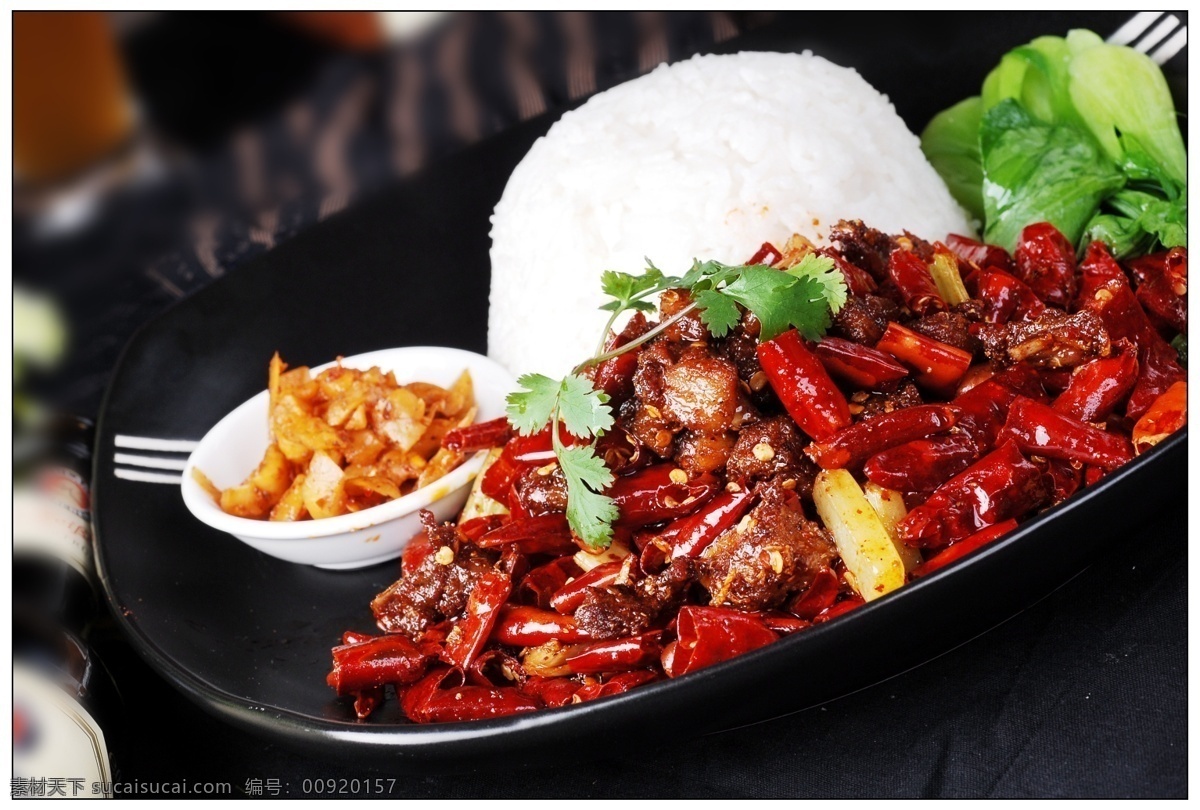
[1108,11,1164,45]
[114,452,189,471]
[114,435,199,452]
[114,468,184,485]
[1150,26,1188,65]
[1133,15,1181,54]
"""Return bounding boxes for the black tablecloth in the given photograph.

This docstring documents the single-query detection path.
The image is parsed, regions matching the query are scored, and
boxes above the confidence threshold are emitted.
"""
[20,12,1185,797]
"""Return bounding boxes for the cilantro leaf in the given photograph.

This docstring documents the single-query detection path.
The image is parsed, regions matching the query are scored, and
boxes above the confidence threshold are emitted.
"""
[678,259,742,291]
[784,253,847,315]
[505,373,560,436]
[600,268,664,307]
[723,269,832,342]
[692,289,742,338]
[557,374,614,439]
[557,445,618,548]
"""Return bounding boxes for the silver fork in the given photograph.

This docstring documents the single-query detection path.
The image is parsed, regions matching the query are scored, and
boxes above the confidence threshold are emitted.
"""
[111,435,198,484]
[1108,11,1188,64]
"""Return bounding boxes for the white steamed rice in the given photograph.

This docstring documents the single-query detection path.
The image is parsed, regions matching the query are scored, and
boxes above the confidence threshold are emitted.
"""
[488,51,973,377]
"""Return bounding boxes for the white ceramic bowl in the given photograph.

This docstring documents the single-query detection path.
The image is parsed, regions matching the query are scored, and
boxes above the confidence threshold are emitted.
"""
[181,347,514,570]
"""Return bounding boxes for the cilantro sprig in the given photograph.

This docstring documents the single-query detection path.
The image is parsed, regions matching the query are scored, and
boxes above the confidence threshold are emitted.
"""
[505,251,847,548]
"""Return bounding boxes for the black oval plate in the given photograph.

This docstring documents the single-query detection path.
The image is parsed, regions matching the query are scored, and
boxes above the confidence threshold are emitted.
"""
[93,12,1186,761]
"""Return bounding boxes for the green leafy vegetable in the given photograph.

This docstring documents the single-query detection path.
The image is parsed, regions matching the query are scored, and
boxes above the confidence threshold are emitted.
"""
[505,252,847,547]
[920,96,985,221]
[1082,188,1187,259]
[921,28,1187,255]
[980,99,1123,251]
[982,36,1081,128]
[1067,38,1187,187]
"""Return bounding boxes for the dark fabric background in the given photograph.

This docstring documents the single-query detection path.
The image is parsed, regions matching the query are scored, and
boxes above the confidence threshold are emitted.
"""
[19,11,1186,798]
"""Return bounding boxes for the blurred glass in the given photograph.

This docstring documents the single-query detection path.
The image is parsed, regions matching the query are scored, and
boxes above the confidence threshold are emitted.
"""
[14,12,135,185]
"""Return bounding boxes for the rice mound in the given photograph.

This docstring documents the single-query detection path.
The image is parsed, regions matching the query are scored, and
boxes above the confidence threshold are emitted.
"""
[488,51,973,377]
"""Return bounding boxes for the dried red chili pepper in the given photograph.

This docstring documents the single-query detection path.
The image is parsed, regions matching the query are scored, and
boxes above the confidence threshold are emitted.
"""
[662,606,778,678]
[1132,381,1187,454]
[1051,341,1139,423]
[1037,368,1073,397]
[990,364,1049,401]
[465,651,523,691]
[352,687,384,720]
[491,605,592,646]
[863,432,979,494]
[1002,396,1134,471]
[573,670,659,702]
[518,557,582,609]
[518,676,581,708]
[476,514,578,555]
[788,567,843,620]
[652,488,756,561]
[401,667,540,723]
[550,560,625,615]
[593,426,652,475]
[1078,241,1185,419]
[946,233,1015,273]
[813,337,910,389]
[746,241,783,266]
[910,519,1019,578]
[1043,458,1084,505]
[974,269,1047,324]
[1129,247,1187,335]
[1014,222,1077,308]
[761,613,812,635]
[442,417,513,453]
[610,464,720,528]
[1079,241,1153,343]
[442,569,512,670]
[950,378,1024,452]
[897,441,1048,549]
[1127,338,1186,421]
[480,444,531,504]
[888,247,946,314]
[457,514,506,541]
[806,404,957,470]
[876,322,973,393]
[819,247,877,296]
[756,328,851,441]
[811,596,865,624]
[565,632,663,674]
[400,530,434,575]
[327,635,431,695]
